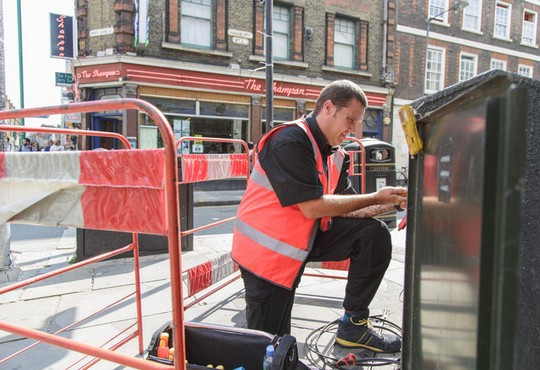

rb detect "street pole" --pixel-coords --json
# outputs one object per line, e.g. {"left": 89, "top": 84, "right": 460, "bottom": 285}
{"left": 264, "top": 0, "right": 273, "bottom": 133}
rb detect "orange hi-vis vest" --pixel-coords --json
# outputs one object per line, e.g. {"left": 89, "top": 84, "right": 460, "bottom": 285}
{"left": 232, "top": 118, "right": 347, "bottom": 289}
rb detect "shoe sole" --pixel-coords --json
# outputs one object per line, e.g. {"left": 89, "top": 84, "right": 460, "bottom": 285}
{"left": 335, "top": 338, "right": 400, "bottom": 354}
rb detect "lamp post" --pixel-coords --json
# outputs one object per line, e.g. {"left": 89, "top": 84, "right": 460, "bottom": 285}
{"left": 422, "top": 0, "right": 469, "bottom": 96}
{"left": 264, "top": 0, "right": 274, "bottom": 133}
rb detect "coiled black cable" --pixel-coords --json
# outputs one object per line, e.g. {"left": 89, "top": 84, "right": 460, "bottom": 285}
{"left": 304, "top": 315, "right": 402, "bottom": 369}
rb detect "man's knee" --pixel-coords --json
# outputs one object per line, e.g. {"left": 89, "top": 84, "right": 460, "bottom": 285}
{"left": 376, "top": 220, "right": 393, "bottom": 262}
{"left": 358, "top": 218, "right": 393, "bottom": 263}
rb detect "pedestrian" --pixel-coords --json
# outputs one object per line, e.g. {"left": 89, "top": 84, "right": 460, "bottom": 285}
{"left": 232, "top": 80, "right": 407, "bottom": 353}
{"left": 50, "top": 139, "right": 64, "bottom": 151}
{"left": 6, "top": 137, "right": 14, "bottom": 152}
{"left": 32, "top": 141, "right": 40, "bottom": 152}
{"left": 18, "top": 138, "right": 32, "bottom": 152}
{"left": 43, "top": 139, "right": 54, "bottom": 152}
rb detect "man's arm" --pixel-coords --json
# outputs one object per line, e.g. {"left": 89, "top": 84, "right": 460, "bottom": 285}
{"left": 297, "top": 186, "right": 407, "bottom": 219}
{"left": 341, "top": 204, "right": 395, "bottom": 218}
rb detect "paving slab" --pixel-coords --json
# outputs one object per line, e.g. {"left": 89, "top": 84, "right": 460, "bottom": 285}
{"left": 0, "top": 296, "right": 60, "bottom": 344}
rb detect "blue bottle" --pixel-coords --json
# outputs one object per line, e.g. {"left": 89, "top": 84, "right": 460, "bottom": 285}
{"left": 263, "top": 344, "right": 274, "bottom": 370}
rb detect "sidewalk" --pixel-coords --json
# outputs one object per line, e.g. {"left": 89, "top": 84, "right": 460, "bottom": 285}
{"left": 0, "top": 222, "right": 406, "bottom": 369}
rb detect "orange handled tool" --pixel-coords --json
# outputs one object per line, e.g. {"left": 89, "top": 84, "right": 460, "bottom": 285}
{"left": 398, "top": 215, "right": 407, "bottom": 231}
{"left": 157, "top": 332, "right": 170, "bottom": 359}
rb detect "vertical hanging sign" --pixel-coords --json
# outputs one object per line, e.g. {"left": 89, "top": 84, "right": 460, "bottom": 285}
{"left": 50, "top": 13, "right": 74, "bottom": 59}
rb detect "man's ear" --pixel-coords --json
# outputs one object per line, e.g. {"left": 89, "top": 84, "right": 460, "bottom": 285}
{"left": 323, "top": 100, "right": 334, "bottom": 115}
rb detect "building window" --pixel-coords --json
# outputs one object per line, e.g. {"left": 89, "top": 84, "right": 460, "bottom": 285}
{"left": 463, "top": 0, "right": 482, "bottom": 32}
{"left": 459, "top": 53, "right": 477, "bottom": 82}
{"left": 255, "top": 3, "right": 303, "bottom": 61}
{"left": 429, "top": 0, "right": 449, "bottom": 23}
{"left": 518, "top": 64, "right": 533, "bottom": 78}
{"left": 325, "top": 14, "right": 368, "bottom": 71}
{"left": 334, "top": 17, "right": 355, "bottom": 69}
{"left": 425, "top": 46, "right": 445, "bottom": 93}
{"left": 181, "top": 0, "right": 212, "bottom": 48}
{"left": 494, "top": 2, "right": 511, "bottom": 39}
{"left": 267, "top": 5, "right": 290, "bottom": 60}
{"left": 522, "top": 11, "right": 538, "bottom": 46}
{"left": 490, "top": 58, "right": 507, "bottom": 71}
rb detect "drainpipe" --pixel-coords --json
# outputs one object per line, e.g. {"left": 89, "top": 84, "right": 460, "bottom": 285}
{"left": 16, "top": 0, "right": 25, "bottom": 136}
{"left": 382, "top": 0, "right": 388, "bottom": 73}
{"left": 381, "top": 0, "right": 394, "bottom": 143}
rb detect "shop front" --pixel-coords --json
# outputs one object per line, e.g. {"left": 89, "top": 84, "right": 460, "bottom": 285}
{"left": 74, "top": 57, "right": 391, "bottom": 152}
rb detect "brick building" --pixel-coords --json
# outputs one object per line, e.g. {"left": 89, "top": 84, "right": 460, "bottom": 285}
{"left": 392, "top": 0, "right": 540, "bottom": 168}
{"left": 74, "top": 0, "right": 395, "bottom": 152}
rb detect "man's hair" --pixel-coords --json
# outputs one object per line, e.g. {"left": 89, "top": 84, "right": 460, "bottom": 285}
{"left": 314, "top": 80, "right": 368, "bottom": 115}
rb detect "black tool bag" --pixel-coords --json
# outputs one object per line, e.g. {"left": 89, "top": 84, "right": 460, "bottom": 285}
{"left": 144, "top": 321, "right": 309, "bottom": 369}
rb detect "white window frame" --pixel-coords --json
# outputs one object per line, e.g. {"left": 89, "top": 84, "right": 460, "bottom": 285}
{"left": 425, "top": 45, "right": 446, "bottom": 94}
{"left": 518, "top": 64, "right": 533, "bottom": 78}
{"left": 459, "top": 52, "right": 478, "bottom": 82}
{"left": 493, "top": 1, "right": 512, "bottom": 40}
{"left": 333, "top": 17, "right": 356, "bottom": 69}
{"left": 265, "top": 5, "right": 290, "bottom": 60}
{"left": 181, "top": 0, "right": 213, "bottom": 49}
{"left": 521, "top": 10, "right": 538, "bottom": 46}
{"left": 462, "top": 0, "right": 483, "bottom": 33}
{"left": 429, "top": 0, "right": 450, "bottom": 24}
{"left": 490, "top": 58, "right": 507, "bottom": 71}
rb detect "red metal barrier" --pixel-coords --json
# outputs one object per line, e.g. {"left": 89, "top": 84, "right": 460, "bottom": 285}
{"left": 176, "top": 136, "right": 249, "bottom": 240}
{"left": 0, "top": 99, "right": 185, "bottom": 369}
{"left": 346, "top": 137, "right": 366, "bottom": 194}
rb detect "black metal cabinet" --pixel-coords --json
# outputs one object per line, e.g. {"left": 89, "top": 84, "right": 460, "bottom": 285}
{"left": 402, "top": 71, "right": 540, "bottom": 370}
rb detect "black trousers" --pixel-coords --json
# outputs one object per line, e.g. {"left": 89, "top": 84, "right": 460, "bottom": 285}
{"left": 240, "top": 217, "right": 392, "bottom": 336}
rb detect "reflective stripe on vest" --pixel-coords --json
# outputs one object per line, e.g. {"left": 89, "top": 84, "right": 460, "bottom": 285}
{"left": 249, "top": 166, "right": 273, "bottom": 191}
{"left": 232, "top": 118, "right": 345, "bottom": 289}
{"left": 235, "top": 218, "right": 309, "bottom": 262}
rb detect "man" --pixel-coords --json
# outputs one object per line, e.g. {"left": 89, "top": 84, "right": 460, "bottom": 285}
{"left": 50, "top": 139, "right": 64, "bottom": 152}
{"left": 232, "top": 80, "right": 407, "bottom": 353}
{"left": 43, "top": 139, "right": 54, "bottom": 152}
{"left": 18, "top": 138, "right": 33, "bottom": 152}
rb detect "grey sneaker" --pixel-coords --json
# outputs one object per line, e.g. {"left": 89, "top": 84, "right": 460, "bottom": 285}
{"left": 335, "top": 311, "right": 401, "bottom": 353}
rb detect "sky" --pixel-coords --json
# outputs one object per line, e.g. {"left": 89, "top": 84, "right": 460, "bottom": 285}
{"left": 3, "top": 0, "right": 75, "bottom": 127}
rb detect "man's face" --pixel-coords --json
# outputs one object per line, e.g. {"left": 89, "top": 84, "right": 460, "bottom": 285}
{"left": 322, "top": 99, "right": 365, "bottom": 147}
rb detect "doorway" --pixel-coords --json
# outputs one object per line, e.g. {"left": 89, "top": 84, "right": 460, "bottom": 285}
{"left": 91, "top": 116, "right": 120, "bottom": 149}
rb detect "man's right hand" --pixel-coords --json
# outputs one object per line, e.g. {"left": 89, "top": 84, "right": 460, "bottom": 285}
{"left": 376, "top": 186, "right": 408, "bottom": 209}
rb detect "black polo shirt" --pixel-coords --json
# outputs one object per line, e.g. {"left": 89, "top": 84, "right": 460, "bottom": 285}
{"left": 258, "top": 112, "right": 354, "bottom": 207}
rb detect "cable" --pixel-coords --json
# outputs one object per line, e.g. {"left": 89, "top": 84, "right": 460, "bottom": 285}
{"left": 304, "top": 315, "right": 402, "bottom": 368}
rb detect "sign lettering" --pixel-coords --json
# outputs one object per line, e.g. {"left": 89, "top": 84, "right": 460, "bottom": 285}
{"left": 244, "top": 79, "right": 306, "bottom": 97}
{"left": 89, "top": 27, "right": 114, "bottom": 37}
{"left": 228, "top": 29, "right": 253, "bottom": 39}
{"left": 50, "top": 13, "right": 73, "bottom": 59}
{"left": 55, "top": 72, "right": 73, "bottom": 86}
{"left": 232, "top": 37, "right": 249, "bottom": 45}
{"left": 76, "top": 69, "right": 121, "bottom": 80}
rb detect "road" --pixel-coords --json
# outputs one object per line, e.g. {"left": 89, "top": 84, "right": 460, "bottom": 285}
{"left": 193, "top": 205, "right": 238, "bottom": 235}
{"left": 9, "top": 223, "right": 68, "bottom": 241}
